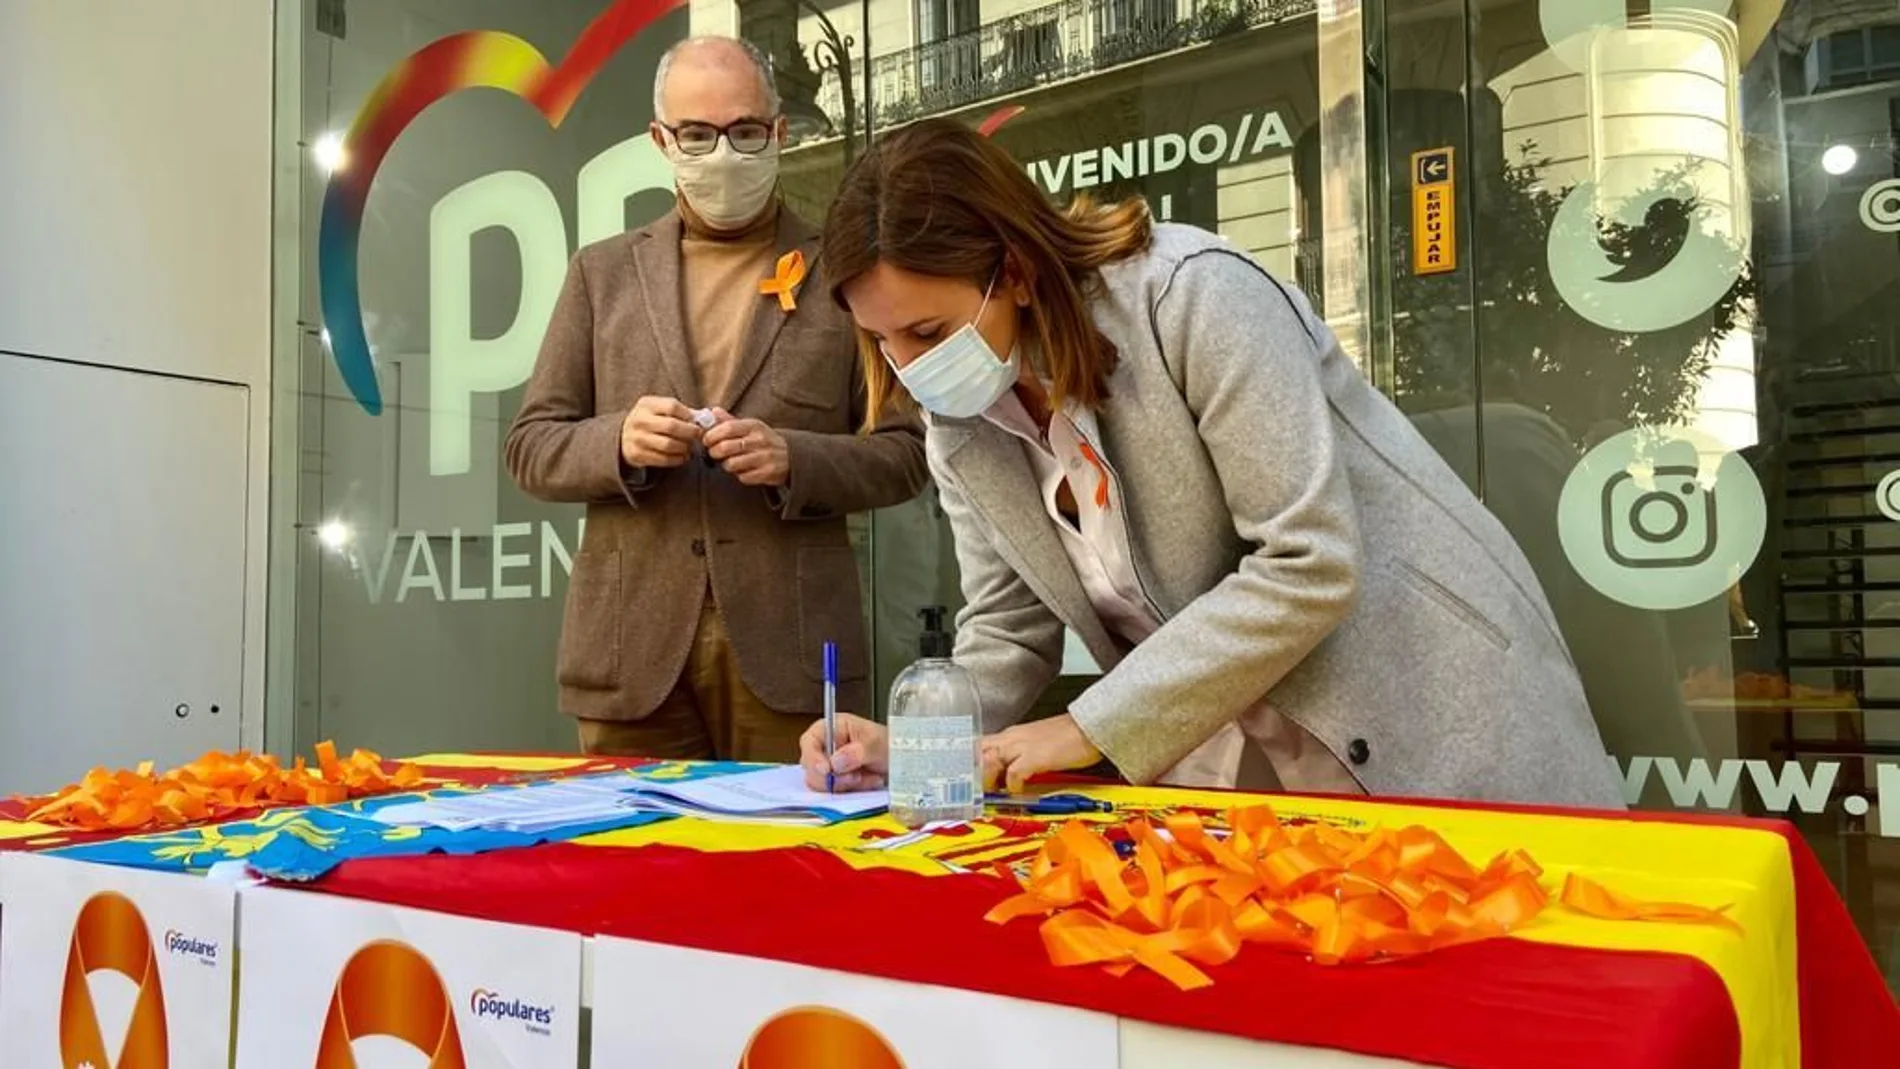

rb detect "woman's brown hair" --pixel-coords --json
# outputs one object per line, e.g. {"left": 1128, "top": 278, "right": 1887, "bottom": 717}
{"left": 821, "top": 117, "right": 1154, "bottom": 427}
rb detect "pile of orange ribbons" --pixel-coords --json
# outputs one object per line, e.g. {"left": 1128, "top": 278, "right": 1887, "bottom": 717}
{"left": 20, "top": 742, "right": 423, "bottom": 832}
{"left": 984, "top": 806, "right": 1739, "bottom": 991}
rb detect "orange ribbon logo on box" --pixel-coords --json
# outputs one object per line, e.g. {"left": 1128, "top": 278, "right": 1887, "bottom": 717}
{"left": 739, "top": 1006, "right": 904, "bottom": 1069}
{"left": 59, "top": 891, "right": 169, "bottom": 1069}
{"left": 759, "top": 250, "right": 807, "bottom": 312}
{"left": 314, "top": 941, "right": 466, "bottom": 1069}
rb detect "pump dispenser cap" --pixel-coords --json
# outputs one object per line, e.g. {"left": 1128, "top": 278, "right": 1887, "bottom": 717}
{"left": 918, "top": 605, "right": 953, "bottom": 658}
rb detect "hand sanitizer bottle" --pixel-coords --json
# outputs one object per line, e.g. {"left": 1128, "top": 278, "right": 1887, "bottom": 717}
{"left": 886, "top": 606, "right": 983, "bottom": 829}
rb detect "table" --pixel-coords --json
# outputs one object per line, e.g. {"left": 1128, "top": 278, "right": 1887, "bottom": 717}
{"left": 1, "top": 753, "right": 1894, "bottom": 1068}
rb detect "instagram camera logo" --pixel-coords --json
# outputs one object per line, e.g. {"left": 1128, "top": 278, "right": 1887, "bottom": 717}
{"left": 1558, "top": 427, "right": 1766, "bottom": 613}
{"left": 1600, "top": 465, "right": 1717, "bottom": 569}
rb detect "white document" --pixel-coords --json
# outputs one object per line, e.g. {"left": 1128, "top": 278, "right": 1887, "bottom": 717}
{"left": 591, "top": 937, "right": 1119, "bottom": 1067}
{"left": 372, "top": 765, "right": 887, "bottom": 832}
{"left": 234, "top": 885, "right": 581, "bottom": 1069}
{"left": 372, "top": 777, "right": 648, "bottom": 834}
{"left": 0, "top": 852, "right": 236, "bottom": 1069}
{"left": 625, "top": 764, "right": 889, "bottom": 825}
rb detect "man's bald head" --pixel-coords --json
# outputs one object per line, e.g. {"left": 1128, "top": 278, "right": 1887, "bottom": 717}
{"left": 652, "top": 36, "right": 781, "bottom": 127}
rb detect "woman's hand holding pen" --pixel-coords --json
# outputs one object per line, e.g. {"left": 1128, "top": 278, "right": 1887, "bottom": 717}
{"left": 799, "top": 713, "right": 888, "bottom": 792}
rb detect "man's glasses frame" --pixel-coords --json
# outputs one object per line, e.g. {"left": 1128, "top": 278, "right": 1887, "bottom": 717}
{"left": 659, "top": 118, "right": 778, "bottom": 157}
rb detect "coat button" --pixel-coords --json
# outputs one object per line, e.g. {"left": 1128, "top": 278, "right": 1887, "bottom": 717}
{"left": 690, "top": 539, "right": 706, "bottom": 557}
{"left": 1347, "top": 738, "right": 1370, "bottom": 765}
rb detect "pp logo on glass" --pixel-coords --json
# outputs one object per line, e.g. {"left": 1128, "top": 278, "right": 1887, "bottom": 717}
{"left": 1876, "top": 470, "right": 1900, "bottom": 522}
{"left": 1557, "top": 427, "right": 1766, "bottom": 611}
{"left": 1861, "top": 179, "right": 1900, "bottom": 233}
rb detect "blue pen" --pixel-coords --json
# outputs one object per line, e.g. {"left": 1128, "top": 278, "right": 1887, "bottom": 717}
{"left": 822, "top": 641, "right": 839, "bottom": 793}
{"left": 984, "top": 792, "right": 1114, "bottom": 816}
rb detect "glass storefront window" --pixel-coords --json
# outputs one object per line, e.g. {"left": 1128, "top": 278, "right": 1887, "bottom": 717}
{"left": 1374, "top": 0, "right": 1897, "bottom": 985}
{"left": 272, "top": 0, "right": 1898, "bottom": 986}
{"left": 775, "top": 0, "right": 1336, "bottom": 709}
{"left": 274, "top": 0, "right": 695, "bottom": 757}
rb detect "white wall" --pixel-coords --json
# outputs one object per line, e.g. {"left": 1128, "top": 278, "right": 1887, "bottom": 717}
{"left": 0, "top": 0, "right": 274, "bottom": 752}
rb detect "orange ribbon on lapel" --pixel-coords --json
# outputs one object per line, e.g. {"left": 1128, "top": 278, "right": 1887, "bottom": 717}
{"left": 1076, "top": 440, "right": 1112, "bottom": 509}
{"left": 60, "top": 891, "right": 169, "bottom": 1069}
{"left": 314, "top": 941, "right": 465, "bottom": 1069}
{"left": 740, "top": 1006, "right": 904, "bottom": 1069}
{"left": 759, "top": 250, "right": 806, "bottom": 312}
{"left": 985, "top": 806, "right": 1741, "bottom": 990}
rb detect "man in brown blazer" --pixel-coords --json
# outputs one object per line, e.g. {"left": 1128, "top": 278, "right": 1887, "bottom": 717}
{"left": 506, "top": 36, "right": 927, "bottom": 761}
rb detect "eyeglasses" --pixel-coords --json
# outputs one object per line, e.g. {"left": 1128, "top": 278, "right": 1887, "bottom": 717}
{"left": 660, "top": 119, "right": 777, "bottom": 157}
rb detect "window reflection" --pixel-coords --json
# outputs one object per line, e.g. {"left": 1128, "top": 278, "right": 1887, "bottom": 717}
{"left": 275, "top": 0, "right": 1900, "bottom": 986}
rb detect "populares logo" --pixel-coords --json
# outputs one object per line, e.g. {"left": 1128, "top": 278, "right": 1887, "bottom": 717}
{"left": 469, "top": 988, "right": 556, "bottom": 1033}
{"left": 161, "top": 928, "right": 218, "bottom": 965}
{"left": 60, "top": 892, "right": 169, "bottom": 1069}
{"left": 318, "top": 0, "right": 681, "bottom": 418}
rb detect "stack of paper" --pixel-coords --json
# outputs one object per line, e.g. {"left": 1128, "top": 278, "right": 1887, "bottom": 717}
{"left": 370, "top": 766, "right": 886, "bottom": 833}
{"left": 623, "top": 765, "right": 888, "bottom": 826}
{"left": 371, "top": 778, "right": 647, "bottom": 835}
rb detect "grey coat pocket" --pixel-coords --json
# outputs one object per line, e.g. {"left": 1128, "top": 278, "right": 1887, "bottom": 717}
{"left": 1394, "top": 559, "right": 1512, "bottom": 652}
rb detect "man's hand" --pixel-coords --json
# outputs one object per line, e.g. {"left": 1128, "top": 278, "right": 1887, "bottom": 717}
{"left": 800, "top": 713, "right": 888, "bottom": 792}
{"left": 703, "top": 410, "right": 791, "bottom": 487}
{"left": 981, "top": 714, "right": 1104, "bottom": 794}
{"left": 621, "top": 396, "right": 701, "bottom": 469}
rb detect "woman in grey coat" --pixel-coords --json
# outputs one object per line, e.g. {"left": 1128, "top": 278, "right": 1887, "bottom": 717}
{"left": 797, "top": 118, "right": 1624, "bottom": 809}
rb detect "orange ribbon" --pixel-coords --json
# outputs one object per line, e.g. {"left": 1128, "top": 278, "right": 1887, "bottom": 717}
{"left": 1560, "top": 872, "right": 1744, "bottom": 933}
{"left": 740, "top": 1006, "right": 905, "bottom": 1069}
{"left": 1075, "top": 441, "right": 1111, "bottom": 509}
{"left": 60, "top": 891, "right": 168, "bottom": 1069}
{"left": 759, "top": 250, "right": 806, "bottom": 312}
{"left": 315, "top": 941, "right": 465, "bottom": 1069}
{"left": 21, "top": 742, "right": 423, "bottom": 832}
{"left": 985, "top": 806, "right": 1741, "bottom": 990}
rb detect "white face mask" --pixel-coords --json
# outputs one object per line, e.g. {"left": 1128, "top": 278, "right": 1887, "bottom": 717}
{"left": 891, "top": 276, "right": 1019, "bottom": 419}
{"left": 668, "top": 139, "right": 780, "bottom": 229}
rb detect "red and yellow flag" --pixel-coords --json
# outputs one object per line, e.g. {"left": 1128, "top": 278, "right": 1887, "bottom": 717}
{"left": 581, "top": 783, "right": 1800, "bottom": 1068}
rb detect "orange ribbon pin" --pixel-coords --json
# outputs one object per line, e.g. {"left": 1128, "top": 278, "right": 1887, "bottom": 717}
{"left": 740, "top": 1006, "right": 904, "bottom": 1069}
{"left": 759, "top": 250, "right": 807, "bottom": 312}
{"left": 60, "top": 891, "right": 169, "bottom": 1069}
{"left": 1075, "top": 440, "right": 1112, "bottom": 509}
{"left": 314, "top": 941, "right": 465, "bottom": 1069}
{"left": 986, "top": 806, "right": 1741, "bottom": 990}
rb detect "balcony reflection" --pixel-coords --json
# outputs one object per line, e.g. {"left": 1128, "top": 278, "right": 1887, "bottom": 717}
{"left": 865, "top": 0, "right": 1315, "bottom": 125}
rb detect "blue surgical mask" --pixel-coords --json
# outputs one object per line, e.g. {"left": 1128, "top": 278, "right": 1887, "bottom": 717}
{"left": 890, "top": 275, "right": 1019, "bottom": 419}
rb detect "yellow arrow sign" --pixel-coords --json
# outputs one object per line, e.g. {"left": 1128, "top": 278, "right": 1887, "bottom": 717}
{"left": 1411, "top": 147, "right": 1457, "bottom": 276}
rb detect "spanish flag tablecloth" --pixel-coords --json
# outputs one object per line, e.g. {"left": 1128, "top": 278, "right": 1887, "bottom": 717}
{"left": 3, "top": 753, "right": 1894, "bottom": 1069}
